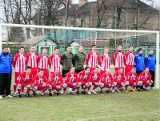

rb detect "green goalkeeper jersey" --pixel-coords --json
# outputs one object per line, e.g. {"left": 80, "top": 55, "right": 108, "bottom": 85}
{"left": 62, "top": 51, "right": 73, "bottom": 71}
{"left": 73, "top": 51, "right": 85, "bottom": 70}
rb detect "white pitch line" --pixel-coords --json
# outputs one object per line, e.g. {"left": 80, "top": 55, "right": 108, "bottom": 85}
{"left": 76, "top": 110, "right": 160, "bottom": 121}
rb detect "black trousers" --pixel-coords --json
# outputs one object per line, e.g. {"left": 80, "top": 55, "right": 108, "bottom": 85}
{"left": 149, "top": 71, "right": 155, "bottom": 87}
{"left": 136, "top": 71, "right": 143, "bottom": 76}
{"left": 62, "top": 70, "right": 70, "bottom": 77}
{"left": 0, "top": 73, "right": 11, "bottom": 96}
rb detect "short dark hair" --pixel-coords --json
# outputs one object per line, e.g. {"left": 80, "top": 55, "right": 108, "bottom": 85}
{"left": 2, "top": 46, "right": 9, "bottom": 49}
{"left": 26, "top": 66, "right": 31, "bottom": 70}
{"left": 92, "top": 45, "right": 96, "bottom": 47}
{"left": 19, "top": 46, "right": 24, "bottom": 49}
{"left": 38, "top": 69, "right": 44, "bottom": 72}
{"left": 67, "top": 45, "right": 71, "bottom": 48}
{"left": 54, "top": 47, "right": 59, "bottom": 50}
{"left": 94, "top": 66, "right": 99, "bottom": 70}
{"left": 128, "top": 45, "right": 133, "bottom": 48}
{"left": 84, "top": 66, "right": 90, "bottom": 70}
{"left": 138, "top": 48, "right": 143, "bottom": 52}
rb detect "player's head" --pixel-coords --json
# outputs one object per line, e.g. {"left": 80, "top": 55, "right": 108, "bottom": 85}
{"left": 118, "top": 67, "right": 123, "bottom": 74}
{"left": 94, "top": 66, "right": 99, "bottom": 73}
{"left": 79, "top": 45, "right": 83, "bottom": 52}
{"left": 128, "top": 46, "right": 133, "bottom": 52}
{"left": 70, "top": 66, "right": 75, "bottom": 73}
{"left": 84, "top": 66, "right": 90, "bottom": 74}
{"left": 19, "top": 46, "right": 24, "bottom": 54}
{"left": 2, "top": 46, "right": 8, "bottom": 53}
{"left": 138, "top": 48, "right": 143, "bottom": 54}
{"left": 67, "top": 45, "right": 72, "bottom": 53}
{"left": 131, "top": 67, "right": 136, "bottom": 73}
{"left": 38, "top": 69, "right": 44, "bottom": 77}
{"left": 54, "top": 68, "right": 59, "bottom": 74}
{"left": 30, "top": 46, "right": 35, "bottom": 53}
{"left": 26, "top": 66, "right": 31, "bottom": 74}
{"left": 149, "top": 49, "right": 154, "bottom": 55}
{"left": 54, "top": 47, "right": 59, "bottom": 54}
{"left": 42, "top": 48, "right": 47, "bottom": 55}
{"left": 104, "top": 47, "right": 109, "bottom": 54}
{"left": 92, "top": 45, "right": 96, "bottom": 52}
{"left": 144, "top": 67, "right": 149, "bottom": 73}
{"left": 106, "top": 69, "right": 111, "bottom": 75}
{"left": 117, "top": 45, "right": 122, "bottom": 51}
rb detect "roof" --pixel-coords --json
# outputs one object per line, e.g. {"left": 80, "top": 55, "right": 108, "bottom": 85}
{"left": 59, "top": 0, "right": 157, "bottom": 16}
{"left": 21, "top": 35, "right": 58, "bottom": 45}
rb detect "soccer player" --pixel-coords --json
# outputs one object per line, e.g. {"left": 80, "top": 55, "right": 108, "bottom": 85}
{"left": 37, "top": 48, "right": 49, "bottom": 79}
{"left": 86, "top": 45, "right": 100, "bottom": 72}
{"left": 17, "top": 66, "right": 33, "bottom": 97}
{"left": 100, "top": 69, "right": 115, "bottom": 93}
{"left": 138, "top": 68, "right": 153, "bottom": 90}
{"left": 145, "top": 50, "right": 156, "bottom": 88}
{"left": 13, "top": 47, "right": 26, "bottom": 96}
{"left": 113, "top": 45, "right": 125, "bottom": 73}
{"left": 134, "top": 48, "right": 145, "bottom": 76}
{"left": 125, "top": 67, "right": 138, "bottom": 92}
{"left": 62, "top": 45, "right": 73, "bottom": 77}
{"left": 100, "top": 47, "right": 112, "bottom": 74}
{"left": 25, "top": 46, "right": 38, "bottom": 77}
{"left": 78, "top": 66, "right": 92, "bottom": 94}
{"left": 47, "top": 68, "right": 64, "bottom": 96}
{"left": 113, "top": 67, "right": 126, "bottom": 92}
{"left": 125, "top": 46, "right": 135, "bottom": 75}
{"left": 49, "top": 47, "right": 62, "bottom": 75}
{"left": 73, "top": 46, "right": 85, "bottom": 74}
{"left": 90, "top": 66, "right": 101, "bottom": 94}
{"left": 64, "top": 67, "right": 81, "bottom": 95}
{"left": 33, "top": 69, "right": 48, "bottom": 96}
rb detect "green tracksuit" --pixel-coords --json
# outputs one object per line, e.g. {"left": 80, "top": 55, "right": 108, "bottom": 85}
{"left": 73, "top": 51, "right": 85, "bottom": 71}
{"left": 62, "top": 51, "right": 73, "bottom": 71}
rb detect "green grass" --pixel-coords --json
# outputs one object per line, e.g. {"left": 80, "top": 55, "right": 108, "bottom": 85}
{"left": 0, "top": 90, "right": 159, "bottom": 121}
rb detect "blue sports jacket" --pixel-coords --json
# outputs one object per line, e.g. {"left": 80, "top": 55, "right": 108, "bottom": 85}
{"left": 134, "top": 53, "right": 145, "bottom": 71}
{"left": 0, "top": 52, "right": 11, "bottom": 73}
{"left": 145, "top": 54, "right": 156, "bottom": 71}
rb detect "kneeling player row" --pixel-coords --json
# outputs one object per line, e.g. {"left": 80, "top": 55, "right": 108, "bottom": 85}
{"left": 14, "top": 66, "right": 153, "bottom": 97}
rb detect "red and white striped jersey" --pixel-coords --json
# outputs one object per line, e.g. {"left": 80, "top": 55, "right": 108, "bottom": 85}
{"left": 25, "top": 52, "right": 38, "bottom": 68}
{"left": 37, "top": 55, "right": 49, "bottom": 69}
{"left": 13, "top": 54, "right": 26, "bottom": 73}
{"left": 139, "top": 71, "right": 152, "bottom": 81}
{"left": 86, "top": 51, "right": 100, "bottom": 68}
{"left": 113, "top": 51, "right": 125, "bottom": 68}
{"left": 125, "top": 52, "right": 135, "bottom": 66}
{"left": 49, "top": 54, "right": 62, "bottom": 72}
{"left": 100, "top": 54, "right": 112, "bottom": 70}
{"left": 101, "top": 73, "right": 113, "bottom": 83}
{"left": 126, "top": 72, "right": 138, "bottom": 82}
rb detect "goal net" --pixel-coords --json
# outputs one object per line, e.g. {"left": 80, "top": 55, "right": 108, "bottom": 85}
{"left": 0, "top": 23, "right": 159, "bottom": 89}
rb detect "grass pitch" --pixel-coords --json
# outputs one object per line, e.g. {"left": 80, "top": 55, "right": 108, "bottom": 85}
{"left": 0, "top": 90, "right": 159, "bottom": 121}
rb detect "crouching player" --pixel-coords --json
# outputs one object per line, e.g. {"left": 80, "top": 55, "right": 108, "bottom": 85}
{"left": 17, "top": 66, "right": 34, "bottom": 97}
{"left": 33, "top": 69, "right": 48, "bottom": 96}
{"left": 100, "top": 69, "right": 116, "bottom": 93}
{"left": 90, "top": 66, "right": 101, "bottom": 94}
{"left": 113, "top": 67, "right": 126, "bottom": 92}
{"left": 138, "top": 68, "right": 153, "bottom": 90}
{"left": 79, "top": 66, "right": 92, "bottom": 94}
{"left": 64, "top": 67, "right": 81, "bottom": 95}
{"left": 48, "top": 68, "right": 66, "bottom": 96}
{"left": 125, "top": 67, "right": 138, "bottom": 92}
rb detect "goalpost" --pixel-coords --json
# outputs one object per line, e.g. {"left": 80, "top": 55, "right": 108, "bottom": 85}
{"left": 0, "top": 23, "right": 159, "bottom": 89}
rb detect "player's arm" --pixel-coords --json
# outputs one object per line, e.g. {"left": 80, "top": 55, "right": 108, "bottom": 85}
{"left": 72, "top": 54, "right": 77, "bottom": 67}
{"left": 86, "top": 53, "right": 90, "bottom": 66}
{"left": 13, "top": 54, "right": 17, "bottom": 68}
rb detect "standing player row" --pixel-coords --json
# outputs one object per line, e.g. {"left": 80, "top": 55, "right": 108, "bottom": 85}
{"left": 13, "top": 44, "right": 156, "bottom": 96}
